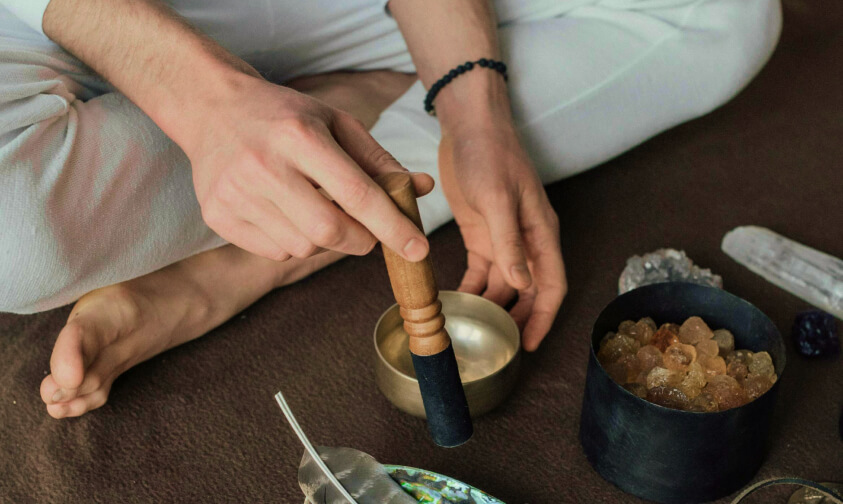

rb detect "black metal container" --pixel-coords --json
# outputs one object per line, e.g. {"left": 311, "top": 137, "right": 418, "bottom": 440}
{"left": 579, "top": 283, "right": 786, "bottom": 504}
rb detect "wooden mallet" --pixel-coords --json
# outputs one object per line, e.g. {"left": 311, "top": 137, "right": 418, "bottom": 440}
{"left": 376, "top": 172, "right": 473, "bottom": 447}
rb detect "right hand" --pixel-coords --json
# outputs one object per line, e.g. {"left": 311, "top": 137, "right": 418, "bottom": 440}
{"left": 184, "top": 74, "right": 433, "bottom": 262}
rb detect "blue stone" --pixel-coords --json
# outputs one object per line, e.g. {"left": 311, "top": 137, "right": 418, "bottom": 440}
{"left": 792, "top": 310, "right": 840, "bottom": 357}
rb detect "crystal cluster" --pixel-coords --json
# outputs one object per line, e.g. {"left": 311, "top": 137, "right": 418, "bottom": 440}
{"left": 792, "top": 310, "right": 840, "bottom": 357}
{"left": 598, "top": 316, "right": 778, "bottom": 411}
{"left": 618, "top": 249, "right": 723, "bottom": 294}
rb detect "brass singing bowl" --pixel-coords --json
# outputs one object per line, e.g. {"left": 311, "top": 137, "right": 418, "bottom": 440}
{"left": 374, "top": 290, "right": 521, "bottom": 418}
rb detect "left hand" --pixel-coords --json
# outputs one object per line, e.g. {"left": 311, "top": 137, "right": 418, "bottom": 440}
{"left": 439, "top": 123, "right": 567, "bottom": 351}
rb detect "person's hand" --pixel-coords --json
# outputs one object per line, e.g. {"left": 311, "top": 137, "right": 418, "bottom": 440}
{"left": 439, "top": 124, "right": 567, "bottom": 351}
{"left": 184, "top": 75, "right": 434, "bottom": 262}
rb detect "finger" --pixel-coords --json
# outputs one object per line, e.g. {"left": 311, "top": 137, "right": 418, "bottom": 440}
{"left": 410, "top": 172, "right": 435, "bottom": 197}
{"left": 247, "top": 205, "right": 323, "bottom": 259}
{"left": 458, "top": 251, "right": 490, "bottom": 295}
{"left": 251, "top": 163, "right": 378, "bottom": 256}
{"left": 482, "top": 264, "right": 518, "bottom": 307}
{"left": 212, "top": 217, "right": 291, "bottom": 262}
{"left": 323, "top": 114, "right": 429, "bottom": 261}
{"left": 318, "top": 172, "right": 433, "bottom": 200}
{"left": 331, "top": 113, "right": 408, "bottom": 179}
{"left": 481, "top": 195, "right": 532, "bottom": 291}
{"left": 521, "top": 239, "right": 567, "bottom": 352}
{"left": 234, "top": 189, "right": 312, "bottom": 256}
{"left": 239, "top": 191, "right": 336, "bottom": 259}
{"left": 334, "top": 120, "right": 434, "bottom": 197}
{"left": 522, "top": 287, "right": 564, "bottom": 351}
{"left": 509, "top": 284, "right": 537, "bottom": 330}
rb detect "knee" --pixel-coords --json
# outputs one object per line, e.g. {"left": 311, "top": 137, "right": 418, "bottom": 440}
{"left": 688, "top": 0, "right": 783, "bottom": 115}
{"left": 724, "top": 0, "right": 782, "bottom": 84}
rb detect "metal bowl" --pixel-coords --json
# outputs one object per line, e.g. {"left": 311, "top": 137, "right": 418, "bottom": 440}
{"left": 374, "top": 290, "right": 520, "bottom": 418}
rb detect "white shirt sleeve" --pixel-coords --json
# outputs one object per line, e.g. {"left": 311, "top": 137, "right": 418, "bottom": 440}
{"left": 1, "top": 0, "right": 53, "bottom": 35}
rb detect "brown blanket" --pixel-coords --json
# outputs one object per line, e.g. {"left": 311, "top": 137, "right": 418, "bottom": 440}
{"left": 1, "top": 1, "right": 841, "bottom": 502}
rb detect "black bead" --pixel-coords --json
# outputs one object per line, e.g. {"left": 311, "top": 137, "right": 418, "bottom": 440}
{"left": 424, "top": 59, "right": 508, "bottom": 113}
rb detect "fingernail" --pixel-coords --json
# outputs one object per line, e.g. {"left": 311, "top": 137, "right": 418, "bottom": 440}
{"left": 511, "top": 264, "right": 532, "bottom": 286}
{"left": 51, "top": 390, "right": 64, "bottom": 402}
{"left": 403, "top": 238, "right": 427, "bottom": 261}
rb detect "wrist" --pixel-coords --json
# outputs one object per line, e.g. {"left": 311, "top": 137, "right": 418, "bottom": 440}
{"left": 153, "top": 51, "right": 262, "bottom": 157}
{"left": 432, "top": 68, "right": 514, "bottom": 136}
{"left": 44, "top": 0, "right": 261, "bottom": 158}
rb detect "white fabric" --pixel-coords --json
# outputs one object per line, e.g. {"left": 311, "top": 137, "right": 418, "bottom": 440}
{"left": 1, "top": 0, "right": 50, "bottom": 34}
{"left": 0, "top": 0, "right": 782, "bottom": 313}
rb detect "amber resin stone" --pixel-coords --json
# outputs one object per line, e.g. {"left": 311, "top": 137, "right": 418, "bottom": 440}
{"left": 713, "top": 329, "right": 735, "bottom": 355}
{"left": 664, "top": 342, "right": 697, "bottom": 371}
{"left": 679, "top": 316, "right": 714, "bottom": 345}
{"left": 601, "top": 315, "right": 778, "bottom": 412}
{"left": 647, "top": 386, "right": 690, "bottom": 410}
{"left": 651, "top": 325, "right": 680, "bottom": 352}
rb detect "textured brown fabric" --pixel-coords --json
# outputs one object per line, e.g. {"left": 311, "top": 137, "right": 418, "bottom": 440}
{"left": 1, "top": 2, "right": 842, "bottom": 502}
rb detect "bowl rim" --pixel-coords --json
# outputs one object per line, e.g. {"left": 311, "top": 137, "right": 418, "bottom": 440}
{"left": 590, "top": 282, "right": 786, "bottom": 415}
{"left": 374, "top": 290, "right": 521, "bottom": 387}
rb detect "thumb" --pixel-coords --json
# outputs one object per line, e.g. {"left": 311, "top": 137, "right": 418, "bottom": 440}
{"left": 333, "top": 112, "right": 434, "bottom": 197}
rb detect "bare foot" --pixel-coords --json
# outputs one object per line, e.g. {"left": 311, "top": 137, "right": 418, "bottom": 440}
{"left": 40, "top": 70, "right": 416, "bottom": 418}
{"left": 40, "top": 247, "right": 343, "bottom": 418}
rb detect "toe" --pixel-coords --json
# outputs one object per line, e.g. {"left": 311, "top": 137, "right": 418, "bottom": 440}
{"left": 40, "top": 374, "right": 78, "bottom": 405}
{"left": 50, "top": 321, "right": 95, "bottom": 391}
{"left": 46, "top": 387, "right": 111, "bottom": 419}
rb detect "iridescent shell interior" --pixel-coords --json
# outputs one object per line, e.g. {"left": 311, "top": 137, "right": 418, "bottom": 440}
{"left": 384, "top": 465, "right": 504, "bottom": 504}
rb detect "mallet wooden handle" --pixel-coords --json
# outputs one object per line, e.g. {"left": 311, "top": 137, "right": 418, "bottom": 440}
{"left": 376, "top": 172, "right": 450, "bottom": 356}
{"left": 376, "top": 172, "right": 473, "bottom": 447}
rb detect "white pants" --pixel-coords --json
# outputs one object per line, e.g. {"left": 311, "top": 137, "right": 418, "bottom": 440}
{"left": 0, "top": 0, "right": 781, "bottom": 314}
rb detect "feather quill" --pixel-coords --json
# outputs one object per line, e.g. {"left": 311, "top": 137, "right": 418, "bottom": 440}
{"left": 275, "top": 391, "right": 415, "bottom": 504}
{"left": 299, "top": 447, "right": 417, "bottom": 504}
{"left": 275, "top": 391, "right": 358, "bottom": 503}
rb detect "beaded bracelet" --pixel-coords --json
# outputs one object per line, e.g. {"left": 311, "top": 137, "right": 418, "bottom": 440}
{"left": 424, "top": 58, "right": 508, "bottom": 116}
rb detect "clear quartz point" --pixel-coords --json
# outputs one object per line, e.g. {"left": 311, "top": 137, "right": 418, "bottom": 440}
{"left": 722, "top": 226, "right": 843, "bottom": 319}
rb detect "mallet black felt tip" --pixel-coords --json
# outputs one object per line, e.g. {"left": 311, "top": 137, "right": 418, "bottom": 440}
{"left": 412, "top": 346, "right": 473, "bottom": 447}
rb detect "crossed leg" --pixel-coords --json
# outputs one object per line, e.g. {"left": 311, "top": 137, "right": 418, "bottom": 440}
{"left": 39, "top": 70, "right": 415, "bottom": 419}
